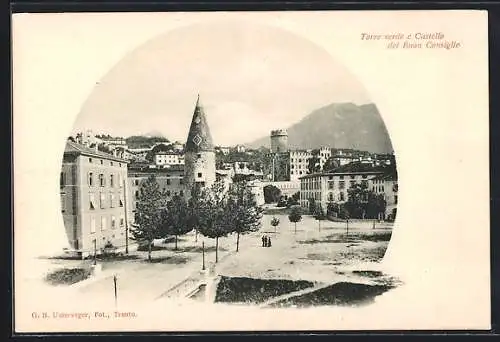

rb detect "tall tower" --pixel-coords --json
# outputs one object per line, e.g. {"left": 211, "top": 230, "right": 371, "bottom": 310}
{"left": 270, "top": 129, "right": 289, "bottom": 153}
{"left": 184, "top": 95, "right": 216, "bottom": 193}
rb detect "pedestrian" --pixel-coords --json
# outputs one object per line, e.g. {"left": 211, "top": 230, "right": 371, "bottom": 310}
{"left": 261, "top": 235, "right": 266, "bottom": 247}
{"left": 268, "top": 237, "right": 272, "bottom": 247}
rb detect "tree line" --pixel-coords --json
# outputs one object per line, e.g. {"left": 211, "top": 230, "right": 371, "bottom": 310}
{"left": 131, "top": 175, "right": 264, "bottom": 262}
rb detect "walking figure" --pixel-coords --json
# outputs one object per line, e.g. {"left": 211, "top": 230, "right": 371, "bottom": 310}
{"left": 261, "top": 235, "right": 266, "bottom": 247}
{"left": 267, "top": 237, "right": 272, "bottom": 247}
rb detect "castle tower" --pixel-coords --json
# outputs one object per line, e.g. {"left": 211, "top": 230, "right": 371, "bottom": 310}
{"left": 270, "top": 129, "right": 288, "bottom": 153}
{"left": 184, "top": 95, "right": 216, "bottom": 193}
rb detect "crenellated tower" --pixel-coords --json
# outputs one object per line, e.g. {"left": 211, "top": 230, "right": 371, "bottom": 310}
{"left": 270, "top": 129, "right": 289, "bottom": 153}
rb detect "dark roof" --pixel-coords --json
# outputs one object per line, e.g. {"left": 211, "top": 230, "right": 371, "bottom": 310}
{"left": 65, "top": 141, "right": 129, "bottom": 163}
{"left": 330, "top": 162, "right": 389, "bottom": 174}
{"left": 372, "top": 170, "right": 398, "bottom": 181}
{"left": 299, "top": 162, "right": 392, "bottom": 180}
{"left": 128, "top": 164, "right": 184, "bottom": 172}
{"left": 185, "top": 95, "right": 214, "bottom": 153}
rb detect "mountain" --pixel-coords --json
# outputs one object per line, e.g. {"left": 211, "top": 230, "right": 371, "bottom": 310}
{"left": 125, "top": 135, "right": 169, "bottom": 149}
{"left": 246, "top": 102, "right": 393, "bottom": 154}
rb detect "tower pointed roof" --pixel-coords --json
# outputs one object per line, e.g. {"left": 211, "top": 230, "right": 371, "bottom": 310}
{"left": 185, "top": 95, "right": 214, "bottom": 152}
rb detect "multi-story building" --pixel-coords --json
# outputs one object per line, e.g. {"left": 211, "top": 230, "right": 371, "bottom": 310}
{"left": 215, "top": 146, "right": 231, "bottom": 155}
{"left": 172, "top": 142, "right": 185, "bottom": 152}
{"left": 99, "top": 136, "right": 128, "bottom": 151}
{"left": 299, "top": 163, "right": 389, "bottom": 210}
{"left": 318, "top": 146, "right": 332, "bottom": 170}
{"left": 60, "top": 141, "right": 130, "bottom": 258}
{"left": 234, "top": 145, "right": 246, "bottom": 153}
{"left": 371, "top": 169, "right": 398, "bottom": 218}
{"left": 127, "top": 165, "right": 185, "bottom": 216}
{"left": 289, "top": 150, "right": 312, "bottom": 180}
{"left": 153, "top": 151, "right": 185, "bottom": 167}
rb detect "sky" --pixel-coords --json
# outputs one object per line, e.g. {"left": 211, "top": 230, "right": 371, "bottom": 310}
{"left": 72, "top": 21, "right": 372, "bottom": 146}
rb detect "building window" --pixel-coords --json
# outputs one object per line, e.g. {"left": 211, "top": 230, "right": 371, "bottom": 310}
{"left": 339, "top": 181, "right": 345, "bottom": 189}
{"left": 100, "top": 192, "right": 106, "bottom": 209}
{"left": 134, "top": 179, "right": 139, "bottom": 186}
{"left": 119, "top": 193, "right": 124, "bottom": 207}
{"left": 197, "top": 154, "right": 202, "bottom": 158}
{"left": 362, "top": 175, "right": 368, "bottom": 179}
{"left": 340, "top": 192, "right": 345, "bottom": 201}
{"left": 101, "top": 216, "right": 106, "bottom": 231}
{"left": 89, "top": 193, "right": 96, "bottom": 210}
{"left": 135, "top": 190, "right": 139, "bottom": 199}
{"left": 60, "top": 172, "right": 65, "bottom": 187}
{"left": 99, "top": 174, "right": 105, "bottom": 187}
{"left": 180, "top": 179, "right": 184, "bottom": 185}
{"left": 100, "top": 160, "right": 103, "bottom": 165}
{"left": 88, "top": 172, "right": 94, "bottom": 186}
{"left": 340, "top": 175, "right": 344, "bottom": 180}
{"left": 111, "top": 216, "right": 116, "bottom": 229}
{"left": 350, "top": 175, "right": 356, "bottom": 179}
{"left": 90, "top": 216, "right": 96, "bottom": 234}
{"left": 89, "top": 158, "right": 93, "bottom": 163}
{"left": 110, "top": 174, "right": 114, "bottom": 187}
{"left": 328, "top": 193, "right": 334, "bottom": 201}
{"left": 166, "top": 179, "right": 171, "bottom": 185}
{"left": 109, "top": 193, "right": 115, "bottom": 208}
{"left": 349, "top": 180, "right": 356, "bottom": 187}
{"left": 111, "top": 162, "right": 114, "bottom": 166}
{"left": 180, "top": 190, "right": 184, "bottom": 196}
{"left": 120, "top": 216, "right": 125, "bottom": 227}
{"left": 395, "top": 195, "right": 398, "bottom": 204}
{"left": 198, "top": 173, "right": 202, "bottom": 178}
{"left": 361, "top": 180, "right": 368, "bottom": 187}
{"left": 166, "top": 190, "right": 171, "bottom": 196}
{"left": 328, "top": 181, "right": 334, "bottom": 190}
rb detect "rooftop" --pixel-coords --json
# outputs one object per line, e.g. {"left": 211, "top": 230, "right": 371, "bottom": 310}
{"left": 128, "top": 163, "right": 184, "bottom": 172}
{"left": 64, "top": 141, "right": 129, "bottom": 163}
{"left": 185, "top": 95, "right": 214, "bottom": 153}
{"left": 372, "top": 169, "right": 398, "bottom": 181}
{"left": 299, "top": 162, "right": 394, "bottom": 179}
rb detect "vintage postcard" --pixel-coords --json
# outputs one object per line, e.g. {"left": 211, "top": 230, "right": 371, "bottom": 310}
{"left": 12, "top": 10, "right": 490, "bottom": 332}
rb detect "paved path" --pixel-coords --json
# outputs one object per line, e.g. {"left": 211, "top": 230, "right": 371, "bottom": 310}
{"left": 36, "top": 209, "right": 392, "bottom": 309}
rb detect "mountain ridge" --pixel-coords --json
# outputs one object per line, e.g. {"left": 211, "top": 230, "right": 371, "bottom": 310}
{"left": 245, "top": 102, "right": 393, "bottom": 154}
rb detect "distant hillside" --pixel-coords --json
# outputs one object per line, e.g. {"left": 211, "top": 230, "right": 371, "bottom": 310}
{"left": 246, "top": 103, "right": 393, "bottom": 154}
{"left": 126, "top": 135, "right": 169, "bottom": 149}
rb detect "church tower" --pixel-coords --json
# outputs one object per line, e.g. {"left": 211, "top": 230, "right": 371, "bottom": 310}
{"left": 184, "top": 95, "right": 216, "bottom": 193}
